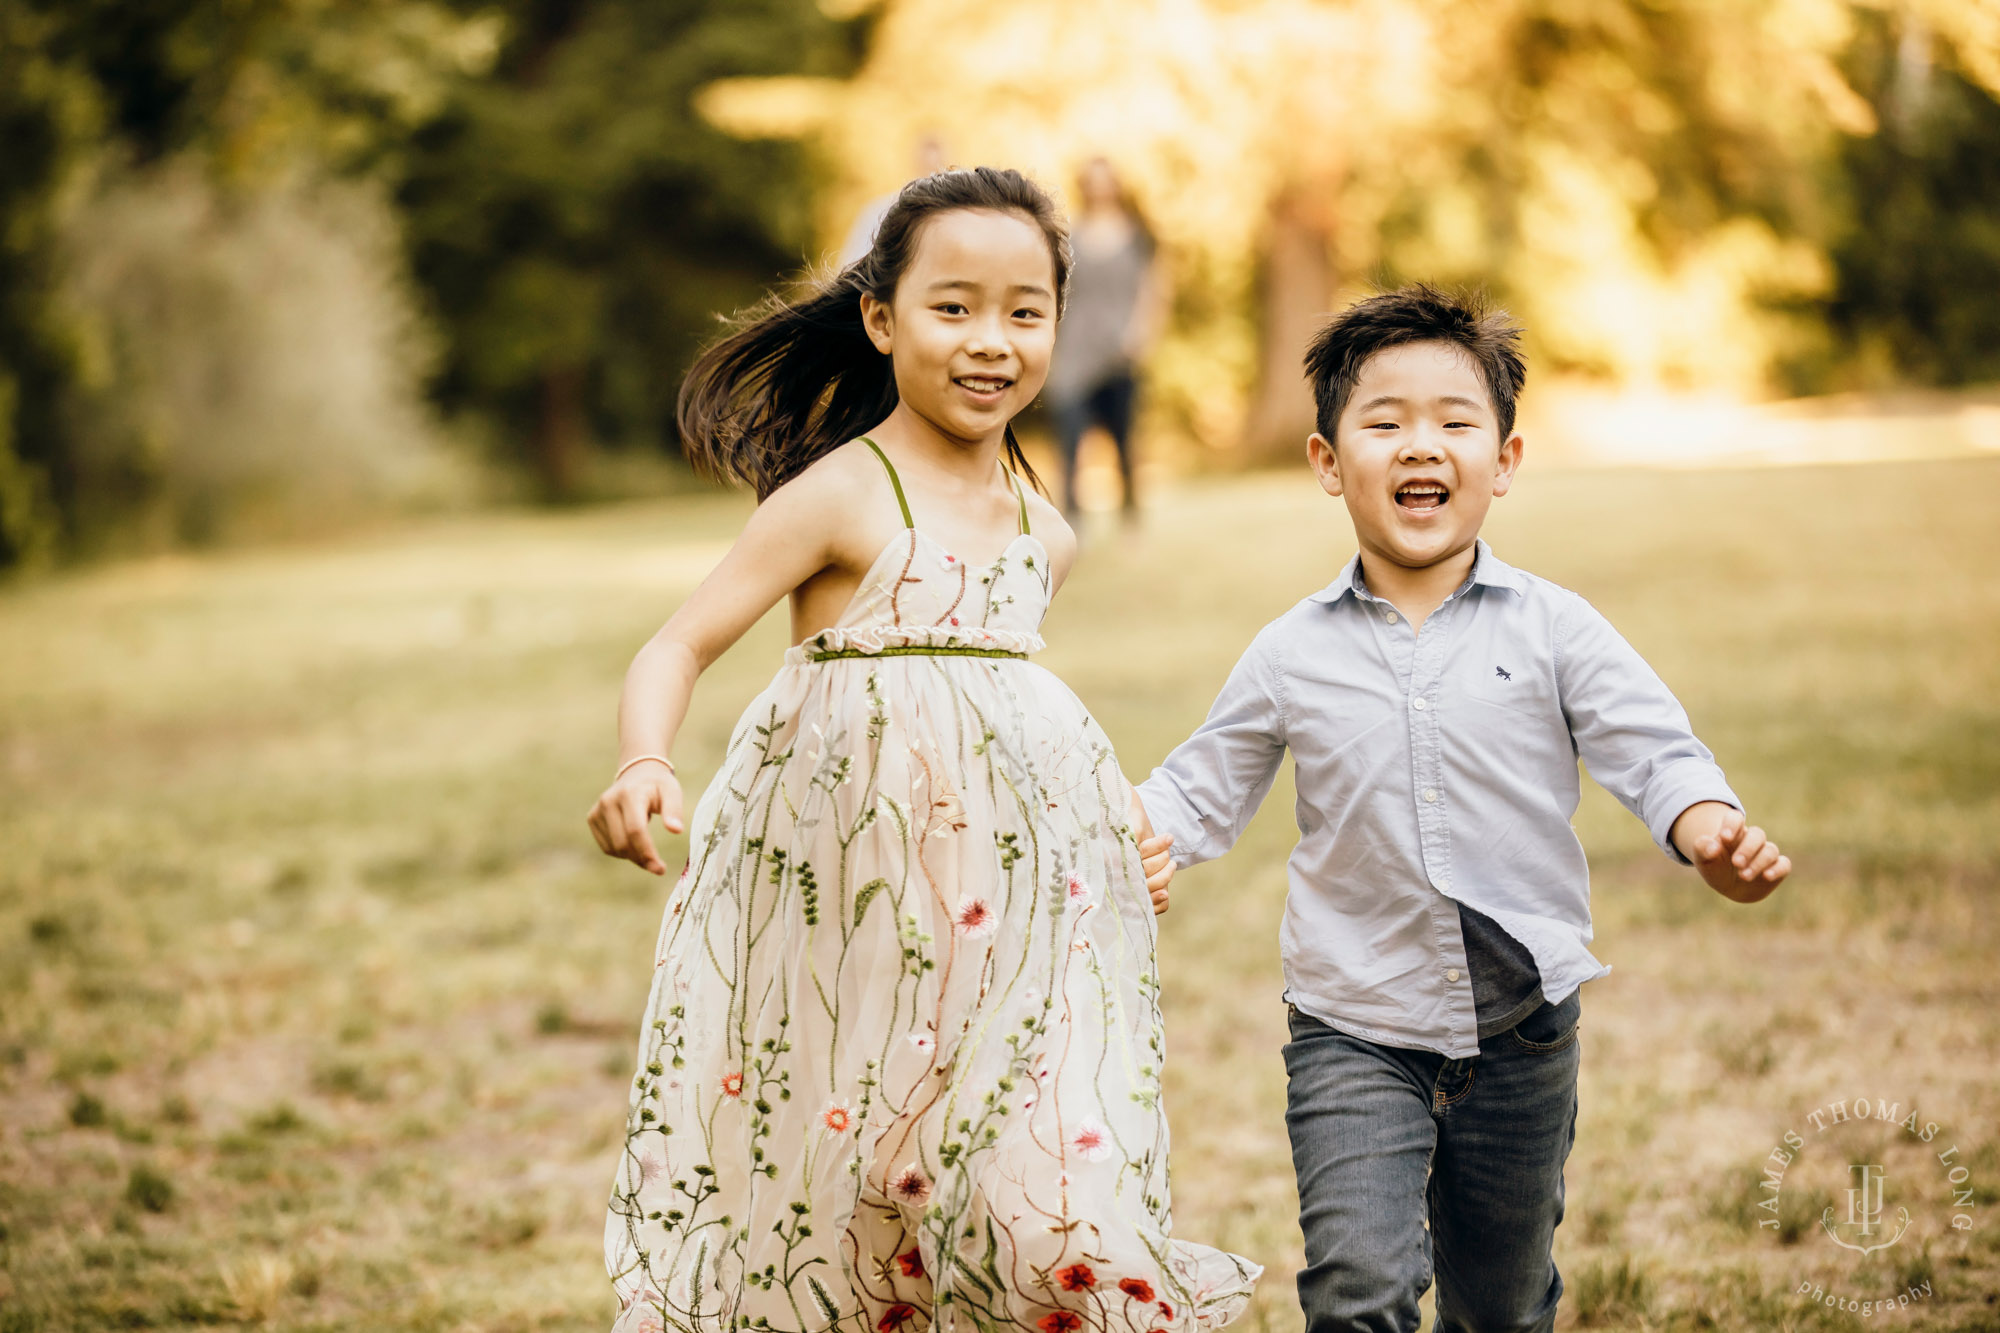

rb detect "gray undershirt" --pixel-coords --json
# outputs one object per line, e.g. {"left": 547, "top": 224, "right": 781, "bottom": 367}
{"left": 1459, "top": 902, "right": 1545, "bottom": 1038}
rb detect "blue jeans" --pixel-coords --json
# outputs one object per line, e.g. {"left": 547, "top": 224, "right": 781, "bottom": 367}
{"left": 1282, "top": 992, "right": 1581, "bottom": 1333}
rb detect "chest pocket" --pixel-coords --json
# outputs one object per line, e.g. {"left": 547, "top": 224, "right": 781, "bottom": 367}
{"left": 1454, "top": 660, "right": 1559, "bottom": 724}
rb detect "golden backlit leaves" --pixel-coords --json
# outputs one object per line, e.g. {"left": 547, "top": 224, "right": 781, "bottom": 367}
{"left": 701, "top": 0, "right": 1990, "bottom": 447}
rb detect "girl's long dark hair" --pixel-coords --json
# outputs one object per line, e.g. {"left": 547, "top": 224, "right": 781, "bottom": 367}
{"left": 678, "top": 166, "right": 1071, "bottom": 499}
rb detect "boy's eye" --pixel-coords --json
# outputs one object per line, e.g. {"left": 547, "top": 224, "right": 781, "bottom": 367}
{"left": 1366, "top": 421, "right": 1399, "bottom": 430}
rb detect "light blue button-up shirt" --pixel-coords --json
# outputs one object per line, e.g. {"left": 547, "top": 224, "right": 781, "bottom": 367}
{"left": 1138, "top": 541, "right": 1739, "bottom": 1058}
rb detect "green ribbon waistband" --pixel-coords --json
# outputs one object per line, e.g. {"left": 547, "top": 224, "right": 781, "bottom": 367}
{"left": 806, "top": 644, "right": 1028, "bottom": 662}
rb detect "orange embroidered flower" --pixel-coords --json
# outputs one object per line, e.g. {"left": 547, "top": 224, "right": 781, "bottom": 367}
{"left": 720, "top": 1071, "right": 743, "bottom": 1098}
{"left": 822, "top": 1103, "right": 854, "bottom": 1133}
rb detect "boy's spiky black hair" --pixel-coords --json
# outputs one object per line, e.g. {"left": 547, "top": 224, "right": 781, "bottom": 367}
{"left": 1303, "top": 284, "right": 1527, "bottom": 441}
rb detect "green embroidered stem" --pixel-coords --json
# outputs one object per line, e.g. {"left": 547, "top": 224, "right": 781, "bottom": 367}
{"left": 807, "top": 645, "right": 1027, "bottom": 662}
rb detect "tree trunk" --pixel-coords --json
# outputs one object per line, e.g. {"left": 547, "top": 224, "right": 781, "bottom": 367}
{"left": 535, "top": 364, "right": 588, "bottom": 499}
{"left": 1244, "top": 187, "right": 1338, "bottom": 460}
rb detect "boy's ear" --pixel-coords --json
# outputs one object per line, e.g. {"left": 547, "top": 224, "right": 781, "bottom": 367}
{"left": 860, "top": 293, "right": 894, "bottom": 356}
{"left": 1492, "top": 431, "right": 1525, "bottom": 497}
{"left": 1307, "top": 432, "right": 1343, "bottom": 498}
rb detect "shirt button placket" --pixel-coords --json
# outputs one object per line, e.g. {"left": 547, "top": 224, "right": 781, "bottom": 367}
{"left": 1412, "top": 606, "right": 1450, "bottom": 885}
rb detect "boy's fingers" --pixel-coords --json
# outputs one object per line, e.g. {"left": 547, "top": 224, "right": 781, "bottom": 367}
{"left": 1150, "top": 887, "right": 1170, "bottom": 915}
{"left": 1765, "top": 854, "right": 1793, "bottom": 883}
{"left": 1741, "top": 841, "right": 1781, "bottom": 880}
{"left": 1732, "top": 825, "right": 1767, "bottom": 869}
{"left": 1718, "top": 808, "right": 1746, "bottom": 847}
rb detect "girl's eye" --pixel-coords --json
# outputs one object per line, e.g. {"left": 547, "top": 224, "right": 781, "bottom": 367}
{"left": 935, "top": 303, "right": 968, "bottom": 315}
{"left": 1012, "top": 308, "right": 1045, "bottom": 321}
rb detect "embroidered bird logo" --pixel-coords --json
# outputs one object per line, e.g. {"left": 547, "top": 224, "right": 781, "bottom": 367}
{"left": 1495, "top": 666, "right": 1512, "bottom": 681}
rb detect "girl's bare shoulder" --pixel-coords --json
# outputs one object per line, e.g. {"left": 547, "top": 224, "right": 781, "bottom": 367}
{"left": 755, "top": 441, "right": 905, "bottom": 561}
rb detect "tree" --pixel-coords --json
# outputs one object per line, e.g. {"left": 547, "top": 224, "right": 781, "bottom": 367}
{"left": 397, "top": 0, "right": 859, "bottom": 497}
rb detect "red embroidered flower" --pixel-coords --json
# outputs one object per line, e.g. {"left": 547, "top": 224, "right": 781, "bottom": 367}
{"left": 879, "top": 1303, "right": 917, "bottom": 1331}
{"left": 1157, "top": 1301, "right": 1176, "bottom": 1320}
{"left": 1118, "top": 1279, "right": 1155, "bottom": 1302}
{"left": 1057, "top": 1263, "right": 1096, "bottom": 1292}
{"left": 1039, "top": 1314, "right": 1081, "bottom": 1333}
{"left": 719, "top": 1071, "right": 743, "bottom": 1098}
{"left": 896, "top": 1247, "right": 924, "bottom": 1278}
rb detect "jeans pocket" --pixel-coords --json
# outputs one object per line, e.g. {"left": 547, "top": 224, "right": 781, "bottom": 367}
{"left": 1508, "top": 991, "right": 1582, "bottom": 1054}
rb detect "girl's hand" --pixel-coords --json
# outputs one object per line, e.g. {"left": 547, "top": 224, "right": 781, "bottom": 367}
{"left": 587, "top": 759, "right": 684, "bottom": 876}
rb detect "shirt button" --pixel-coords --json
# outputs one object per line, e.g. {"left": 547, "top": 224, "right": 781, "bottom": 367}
{"left": 1423, "top": 788, "right": 1438, "bottom": 803}
{"left": 1412, "top": 697, "right": 1428, "bottom": 711}
{"left": 1385, "top": 611, "right": 1399, "bottom": 624}
{"left": 1446, "top": 968, "right": 1462, "bottom": 983}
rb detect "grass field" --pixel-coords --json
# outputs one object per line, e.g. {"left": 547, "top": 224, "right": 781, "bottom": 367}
{"left": 2, "top": 458, "right": 1997, "bottom": 1331}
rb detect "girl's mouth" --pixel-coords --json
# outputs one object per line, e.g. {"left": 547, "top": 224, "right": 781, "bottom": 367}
{"left": 1395, "top": 482, "right": 1449, "bottom": 512}
{"left": 953, "top": 375, "right": 1013, "bottom": 399}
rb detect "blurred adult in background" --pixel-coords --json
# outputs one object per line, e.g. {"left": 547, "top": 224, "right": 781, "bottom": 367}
{"left": 1046, "top": 157, "right": 1166, "bottom": 519}
{"left": 838, "top": 133, "right": 950, "bottom": 265}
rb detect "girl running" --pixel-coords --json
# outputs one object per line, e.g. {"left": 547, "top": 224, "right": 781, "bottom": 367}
{"left": 586, "top": 166, "right": 1258, "bottom": 1333}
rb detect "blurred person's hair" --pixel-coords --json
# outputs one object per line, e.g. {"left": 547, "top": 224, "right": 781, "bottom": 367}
{"left": 678, "top": 166, "right": 1070, "bottom": 499}
{"left": 1303, "top": 284, "right": 1526, "bottom": 442}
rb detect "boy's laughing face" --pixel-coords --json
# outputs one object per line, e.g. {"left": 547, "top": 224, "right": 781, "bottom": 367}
{"left": 1307, "top": 340, "right": 1523, "bottom": 576}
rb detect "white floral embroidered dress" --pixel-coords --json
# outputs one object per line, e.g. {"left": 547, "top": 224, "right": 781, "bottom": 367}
{"left": 606, "top": 443, "right": 1259, "bottom": 1333}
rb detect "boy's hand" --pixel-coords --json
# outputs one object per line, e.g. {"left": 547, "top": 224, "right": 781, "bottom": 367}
{"left": 1130, "top": 788, "right": 1174, "bottom": 915}
{"left": 1140, "top": 834, "right": 1175, "bottom": 915}
{"left": 1671, "top": 801, "right": 1790, "bottom": 903}
{"left": 587, "top": 759, "right": 684, "bottom": 876}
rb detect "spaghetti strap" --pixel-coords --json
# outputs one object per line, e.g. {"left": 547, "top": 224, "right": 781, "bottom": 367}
{"left": 1005, "top": 465, "right": 1031, "bottom": 535}
{"left": 858, "top": 436, "right": 913, "bottom": 528}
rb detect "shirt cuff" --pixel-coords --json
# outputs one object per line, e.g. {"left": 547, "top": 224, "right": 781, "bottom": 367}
{"left": 1646, "top": 761, "right": 1743, "bottom": 865}
{"left": 1135, "top": 773, "right": 1204, "bottom": 869}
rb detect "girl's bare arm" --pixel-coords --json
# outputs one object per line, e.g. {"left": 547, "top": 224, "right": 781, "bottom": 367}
{"left": 586, "top": 473, "right": 854, "bottom": 875}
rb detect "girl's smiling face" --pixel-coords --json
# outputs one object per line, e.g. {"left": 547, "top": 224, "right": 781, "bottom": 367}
{"left": 1307, "top": 340, "right": 1524, "bottom": 574}
{"left": 861, "top": 208, "right": 1058, "bottom": 447}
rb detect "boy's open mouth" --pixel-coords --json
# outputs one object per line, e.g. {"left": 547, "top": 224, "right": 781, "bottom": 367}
{"left": 1395, "top": 481, "right": 1450, "bottom": 511}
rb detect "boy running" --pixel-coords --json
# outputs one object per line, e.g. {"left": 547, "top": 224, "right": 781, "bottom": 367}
{"left": 1138, "top": 285, "right": 1790, "bottom": 1333}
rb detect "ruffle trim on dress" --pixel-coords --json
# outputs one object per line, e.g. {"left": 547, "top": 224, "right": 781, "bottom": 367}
{"left": 783, "top": 623, "right": 1045, "bottom": 666}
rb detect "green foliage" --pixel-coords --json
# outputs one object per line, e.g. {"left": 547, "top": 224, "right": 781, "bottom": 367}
{"left": 0, "top": 0, "right": 852, "bottom": 568}
{"left": 398, "top": 0, "right": 859, "bottom": 495}
{"left": 1817, "top": 10, "right": 2000, "bottom": 388}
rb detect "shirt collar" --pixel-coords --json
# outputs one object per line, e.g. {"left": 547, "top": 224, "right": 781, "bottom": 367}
{"left": 1307, "top": 539, "right": 1526, "bottom": 604}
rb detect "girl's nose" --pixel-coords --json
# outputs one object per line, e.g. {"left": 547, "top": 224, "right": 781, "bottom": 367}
{"left": 964, "top": 315, "right": 1012, "bottom": 357}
